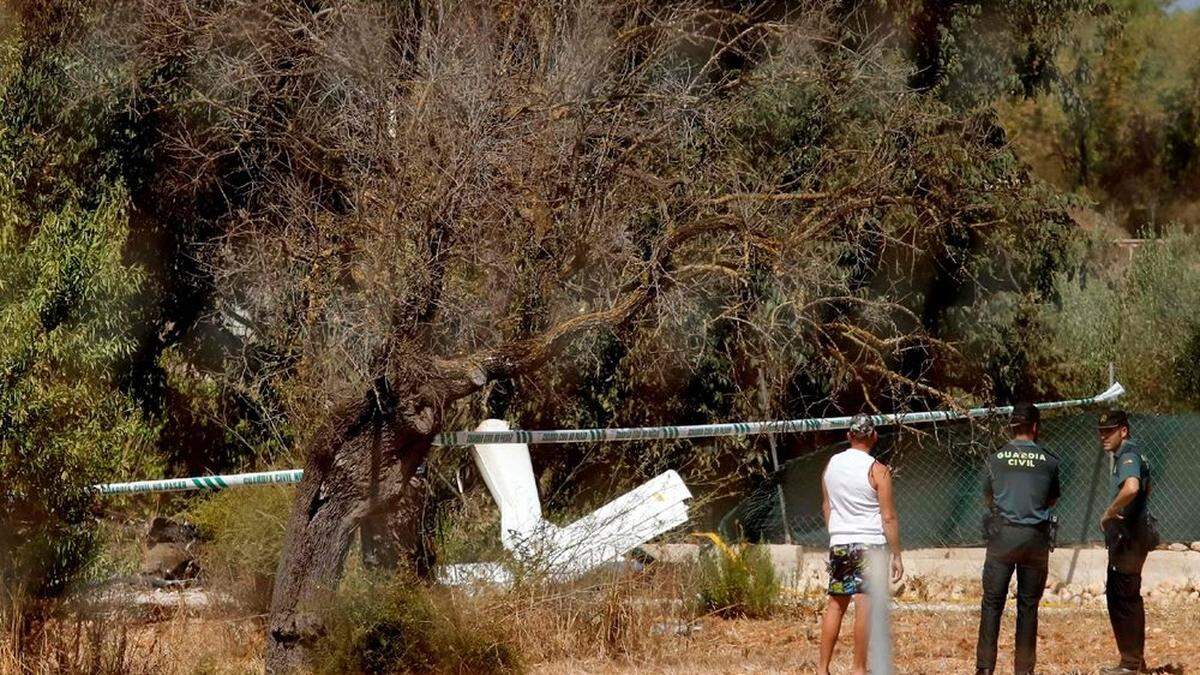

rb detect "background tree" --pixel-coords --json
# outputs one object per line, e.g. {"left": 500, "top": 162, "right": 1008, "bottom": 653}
{"left": 0, "top": 8, "right": 158, "bottom": 644}
{"left": 1000, "top": 1, "right": 1200, "bottom": 226}
{"left": 0, "top": 173, "right": 156, "bottom": 641}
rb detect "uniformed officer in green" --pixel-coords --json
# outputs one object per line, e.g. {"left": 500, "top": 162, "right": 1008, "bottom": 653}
{"left": 975, "top": 402, "right": 1060, "bottom": 675}
{"left": 1098, "top": 409, "right": 1158, "bottom": 675}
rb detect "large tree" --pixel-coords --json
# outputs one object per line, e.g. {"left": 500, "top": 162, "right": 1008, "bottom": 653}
{"left": 3, "top": 0, "right": 1085, "bottom": 670}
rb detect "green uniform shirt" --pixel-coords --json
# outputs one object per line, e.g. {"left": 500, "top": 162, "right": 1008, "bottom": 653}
{"left": 1109, "top": 438, "right": 1151, "bottom": 522}
{"left": 985, "top": 439, "right": 1061, "bottom": 525}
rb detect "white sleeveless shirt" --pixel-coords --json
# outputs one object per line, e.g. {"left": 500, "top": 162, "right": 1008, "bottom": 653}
{"left": 823, "top": 448, "right": 886, "bottom": 546}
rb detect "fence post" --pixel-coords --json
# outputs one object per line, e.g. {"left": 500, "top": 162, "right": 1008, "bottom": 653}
{"left": 1068, "top": 361, "right": 1114, "bottom": 585}
{"left": 867, "top": 546, "right": 893, "bottom": 674}
{"left": 758, "top": 366, "right": 792, "bottom": 544}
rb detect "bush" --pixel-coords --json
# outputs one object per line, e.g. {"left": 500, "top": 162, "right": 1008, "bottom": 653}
{"left": 0, "top": 185, "right": 157, "bottom": 632}
{"left": 2, "top": 19, "right": 159, "bottom": 634}
{"left": 1042, "top": 227, "right": 1200, "bottom": 411}
{"left": 188, "top": 486, "right": 293, "bottom": 611}
{"left": 693, "top": 533, "right": 781, "bottom": 619}
{"left": 314, "top": 572, "right": 521, "bottom": 675}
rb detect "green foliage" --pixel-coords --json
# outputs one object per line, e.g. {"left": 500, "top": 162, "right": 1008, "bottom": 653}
{"left": 873, "top": 0, "right": 1100, "bottom": 106}
{"left": 314, "top": 572, "right": 521, "bottom": 675}
{"left": 189, "top": 486, "right": 293, "bottom": 611}
{"left": 1, "top": 19, "right": 159, "bottom": 613}
{"left": 159, "top": 349, "right": 295, "bottom": 475}
{"left": 1001, "top": 4, "right": 1200, "bottom": 223}
{"left": 728, "top": 75, "right": 836, "bottom": 188}
{"left": 694, "top": 534, "right": 780, "bottom": 619}
{"left": 0, "top": 182, "right": 157, "bottom": 607}
{"left": 427, "top": 484, "right": 506, "bottom": 567}
{"left": 1042, "top": 229, "right": 1200, "bottom": 411}
{"left": 1176, "top": 328, "right": 1200, "bottom": 405}
{"left": 3, "top": 0, "right": 277, "bottom": 479}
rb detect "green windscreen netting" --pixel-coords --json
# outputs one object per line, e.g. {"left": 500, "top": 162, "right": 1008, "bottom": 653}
{"left": 720, "top": 412, "right": 1200, "bottom": 548}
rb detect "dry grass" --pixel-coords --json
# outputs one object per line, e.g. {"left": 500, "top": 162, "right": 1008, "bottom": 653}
{"left": 1, "top": 562, "right": 700, "bottom": 674}
{"left": 495, "top": 565, "right": 700, "bottom": 664}
{"left": 534, "top": 603, "right": 1196, "bottom": 674}
{"left": 4, "top": 585, "right": 1196, "bottom": 674}
{"left": 0, "top": 605, "right": 264, "bottom": 675}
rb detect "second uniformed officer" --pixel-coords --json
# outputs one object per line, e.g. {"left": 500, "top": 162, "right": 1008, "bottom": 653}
{"left": 1098, "top": 409, "right": 1158, "bottom": 675}
{"left": 975, "top": 402, "right": 1060, "bottom": 675}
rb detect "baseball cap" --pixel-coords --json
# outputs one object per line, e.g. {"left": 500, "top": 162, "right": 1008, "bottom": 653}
{"left": 1098, "top": 409, "right": 1129, "bottom": 429}
{"left": 848, "top": 413, "right": 876, "bottom": 437}
{"left": 1009, "top": 402, "right": 1040, "bottom": 426}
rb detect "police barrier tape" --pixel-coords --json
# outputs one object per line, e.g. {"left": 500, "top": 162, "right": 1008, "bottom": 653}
{"left": 92, "top": 382, "right": 1124, "bottom": 495}
{"left": 95, "top": 469, "right": 305, "bottom": 495}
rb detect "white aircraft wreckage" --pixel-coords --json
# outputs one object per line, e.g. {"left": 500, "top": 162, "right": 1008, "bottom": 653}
{"left": 438, "top": 419, "right": 693, "bottom": 586}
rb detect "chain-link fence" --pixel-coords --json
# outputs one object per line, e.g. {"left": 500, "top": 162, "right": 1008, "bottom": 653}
{"left": 721, "top": 411, "right": 1200, "bottom": 548}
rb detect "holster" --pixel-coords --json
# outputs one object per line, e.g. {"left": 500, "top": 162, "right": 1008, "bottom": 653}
{"left": 1105, "top": 512, "right": 1160, "bottom": 557}
{"left": 982, "top": 510, "right": 1001, "bottom": 543}
{"left": 1103, "top": 518, "right": 1126, "bottom": 550}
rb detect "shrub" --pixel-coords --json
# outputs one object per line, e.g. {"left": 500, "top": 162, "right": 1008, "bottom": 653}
{"left": 0, "top": 184, "right": 158, "bottom": 633}
{"left": 1042, "top": 227, "right": 1200, "bottom": 411}
{"left": 693, "top": 533, "right": 781, "bottom": 619}
{"left": 188, "top": 486, "right": 293, "bottom": 611}
{"left": 314, "top": 572, "right": 521, "bottom": 675}
{"left": 2, "top": 20, "right": 159, "bottom": 635}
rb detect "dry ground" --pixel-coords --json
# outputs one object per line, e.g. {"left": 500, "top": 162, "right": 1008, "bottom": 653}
{"left": 61, "top": 601, "right": 1194, "bottom": 674}
{"left": 534, "top": 605, "right": 1195, "bottom": 674}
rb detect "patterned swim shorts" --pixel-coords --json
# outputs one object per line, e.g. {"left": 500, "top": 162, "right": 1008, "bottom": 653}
{"left": 827, "top": 543, "right": 878, "bottom": 595}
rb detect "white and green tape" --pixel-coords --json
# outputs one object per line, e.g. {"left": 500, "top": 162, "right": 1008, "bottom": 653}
{"left": 93, "top": 382, "right": 1124, "bottom": 495}
{"left": 432, "top": 383, "right": 1125, "bottom": 446}
{"left": 95, "top": 469, "right": 304, "bottom": 495}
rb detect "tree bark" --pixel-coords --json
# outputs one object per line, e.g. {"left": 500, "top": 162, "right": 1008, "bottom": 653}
{"left": 359, "top": 470, "right": 437, "bottom": 578}
{"left": 265, "top": 384, "right": 438, "bottom": 673}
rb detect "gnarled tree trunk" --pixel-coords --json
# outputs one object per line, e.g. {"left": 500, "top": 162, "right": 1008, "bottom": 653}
{"left": 265, "top": 382, "right": 440, "bottom": 672}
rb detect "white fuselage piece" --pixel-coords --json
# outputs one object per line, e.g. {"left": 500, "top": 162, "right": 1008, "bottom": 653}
{"left": 439, "top": 419, "right": 692, "bottom": 585}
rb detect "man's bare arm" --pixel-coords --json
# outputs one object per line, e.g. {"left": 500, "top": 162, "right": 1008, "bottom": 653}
{"left": 821, "top": 475, "right": 831, "bottom": 526}
{"left": 873, "top": 462, "right": 904, "bottom": 582}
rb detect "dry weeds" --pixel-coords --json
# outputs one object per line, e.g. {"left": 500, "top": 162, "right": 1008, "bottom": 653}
{"left": 534, "top": 604, "right": 1196, "bottom": 674}
{"left": 4, "top": 587, "right": 1195, "bottom": 674}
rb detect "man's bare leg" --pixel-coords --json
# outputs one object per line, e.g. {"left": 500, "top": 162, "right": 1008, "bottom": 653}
{"left": 818, "top": 595, "right": 851, "bottom": 675}
{"left": 851, "top": 593, "right": 870, "bottom": 675}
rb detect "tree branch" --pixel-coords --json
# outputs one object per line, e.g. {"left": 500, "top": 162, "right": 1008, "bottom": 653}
{"left": 436, "top": 217, "right": 743, "bottom": 398}
{"left": 705, "top": 191, "right": 830, "bottom": 206}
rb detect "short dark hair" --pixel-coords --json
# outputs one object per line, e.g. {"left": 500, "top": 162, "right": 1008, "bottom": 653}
{"left": 1009, "top": 402, "right": 1040, "bottom": 426}
{"left": 1011, "top": 421, "right": 1038, "bottom": 437}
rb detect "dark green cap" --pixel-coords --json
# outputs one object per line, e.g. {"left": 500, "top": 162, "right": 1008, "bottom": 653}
{"left": 1098, "top": 409, "right": 1129, "bottom": 429}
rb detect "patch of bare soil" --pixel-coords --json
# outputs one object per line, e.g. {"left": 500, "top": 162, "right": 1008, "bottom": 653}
{"left": 533, "top": 604, "right": 1196, "bottom": 674}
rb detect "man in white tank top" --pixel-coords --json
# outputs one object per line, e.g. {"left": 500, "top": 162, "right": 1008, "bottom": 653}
{"left": 817, "top": 414, "right": 904, "bottom": 675}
